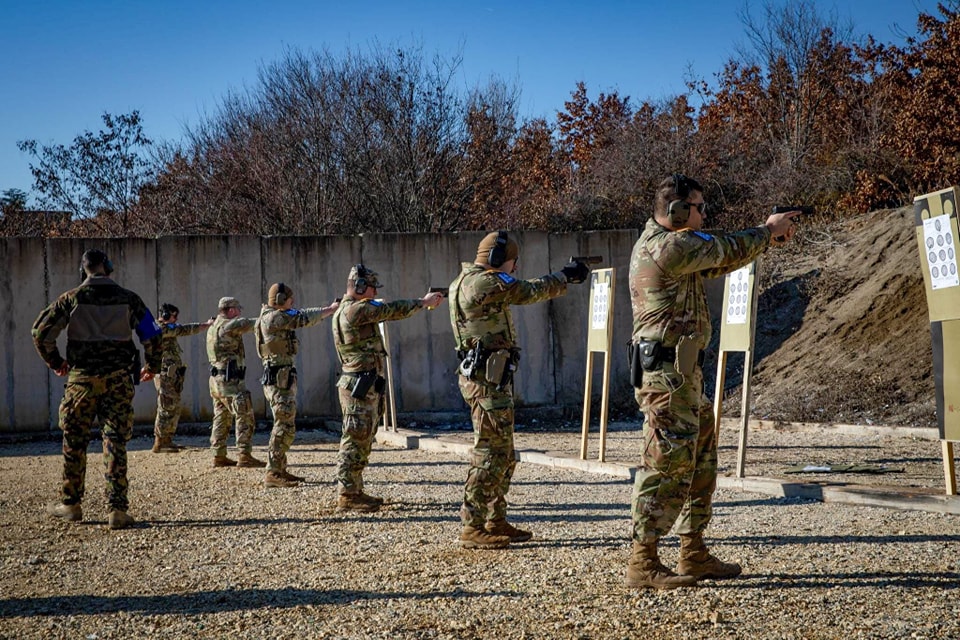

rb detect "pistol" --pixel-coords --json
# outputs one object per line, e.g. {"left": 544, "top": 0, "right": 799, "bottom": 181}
{"left": 569, "top": 256, "right": 603, "bottom": 265}
{"left": 429, "top": 287, "right": 449, "bottom": 297}
{"left": 772, "top": 206, "right": 814, "bottom": 215}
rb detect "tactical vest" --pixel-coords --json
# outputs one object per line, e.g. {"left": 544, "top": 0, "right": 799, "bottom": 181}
{"left": 207, "top": 316, "right": 246, "bottom": 368}
{"left": 256, "top": 306, "right": 299, "bottom": 366}
{"left": 449, "top": 264, "right": 518, "bottom": 353}
{"left": 332, "top": 298, "right": 386, "bottom": 373}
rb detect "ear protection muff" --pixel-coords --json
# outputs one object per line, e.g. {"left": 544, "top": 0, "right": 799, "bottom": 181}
{"left": 354, "top": 265, "right": 369, "bottom": 295}
{"left": 488, "top": 230, "right": 509, "bottom": 268}
{"left": 275, "top": 282, "right": 289, "bottom": 306}
{"left": 667, "top": 174, "right": 692, "bottom": 228}
{"left": 159, "top": 303, "right": 178, "bottom": 321}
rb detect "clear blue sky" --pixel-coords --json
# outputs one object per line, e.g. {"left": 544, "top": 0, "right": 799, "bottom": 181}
{"left": 0, "top": 0, "right": 939, "bottom": 202}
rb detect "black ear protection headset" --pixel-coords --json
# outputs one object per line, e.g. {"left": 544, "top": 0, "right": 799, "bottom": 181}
{"left": 79, "top": 249, "right": 114, "bottom": 281}
{"left": 488, "top": 230, "right": 510, "bottom": 268}
{"left": 667, "top": 173, "right": 693, "bottom": 228}
{"left": 354, "top": 265, "right": 370, "bottom": 295}
{"left": 159, "top": 303, "right": 178, "bottom": 321}
{"left": 274, "top": 282, "right": 289, "bottom": 306}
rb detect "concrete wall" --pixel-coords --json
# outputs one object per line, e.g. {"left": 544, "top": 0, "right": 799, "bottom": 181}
{"left": 0, "top": 231, "right": 647, "bottom": 434}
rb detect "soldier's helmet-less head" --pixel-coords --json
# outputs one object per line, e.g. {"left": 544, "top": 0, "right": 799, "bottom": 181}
{"left": 80, "top": 249, "right": 113, "bottom": 277}
{"left": 348, "top": 264, "right": 382, "bottom": 295}
{"left": 475, "top": 231, "right": 519, "bottom": 268}
{"left": 268, "top": 283, "right": 294, "bottom": 307}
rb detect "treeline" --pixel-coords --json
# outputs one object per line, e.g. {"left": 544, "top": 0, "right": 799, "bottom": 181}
{"left": 4, "top": 1, "right": 959, "bottom": 237}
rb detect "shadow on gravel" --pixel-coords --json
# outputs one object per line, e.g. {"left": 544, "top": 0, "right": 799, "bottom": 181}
{"left": 725, "top": 533, "right": 960, "bottom": 545}
{"left": 146, "top": 517, "right": 318, "bottom": 528}
{"left": 0, "top": 587, "right": 523, "bottom": 619}
{"left": 722, "top": 571, "right": 960, "bottom": 589}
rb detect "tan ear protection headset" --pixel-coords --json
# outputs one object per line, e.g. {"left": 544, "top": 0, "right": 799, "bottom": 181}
{"left": 667, "top": 174, "right": 693, "bottom": 228}
{"left": 488, "top": 230, "right": 509, "bottom": 268}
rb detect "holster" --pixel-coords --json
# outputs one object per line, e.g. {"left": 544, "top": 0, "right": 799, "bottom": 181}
{"left": 261, "top": 365, "right": 296, "bottom": 390}
{"left": 224, "top": 359, "right": 246, "bottom": 382}
{"left": 130, "top": 351, "right": 142, "bottom": 386}
{"left": 349, "top": 370, "right": 384, "bottom": 399}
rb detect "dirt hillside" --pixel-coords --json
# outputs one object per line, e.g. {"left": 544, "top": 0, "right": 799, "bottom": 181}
{"left": 713, "top": 205, "right": 936, "bottom": 429}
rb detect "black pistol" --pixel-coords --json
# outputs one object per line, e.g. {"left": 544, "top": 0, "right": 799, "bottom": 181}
{"left": 429, "top": 287, "right": 449, "bottom": 297}
{"left": 772, "top": 206, "right": 814, "bottom": 242}
{"left": 569, "top": 256, "right": 603, "bottom": 265}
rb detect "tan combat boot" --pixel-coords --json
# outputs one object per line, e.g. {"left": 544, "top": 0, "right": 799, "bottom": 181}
{"left": 625, "top": 539, "right": 698, "bottom": 589}
{"left": 337, "top": 493, "right": 380, "bottom": 512}
{"left": 676, "top": 533, "right": 742, "bottom": 580}
{"left": 213, "top": 455, "right": 237, "bottom": 467}
{"left": 49, "top": 502, "right": 82, "bottom": 522}
{"left": 153, "top": 436, "right": 181, "bottom": 453}
{"left": 460, "top": 525, "right": 510, "bottom": 550}
{"left": 237, "top": 452, "right": 267, "bottom": 468}
{"left": 485, "top": 519, "right": 533, "bottom": 542}
{"left": 108, "top": 510, "right": 135, "bottom": 530}
{"left": 279, "top": 470, "right": 305, "bottom": 482}
{"left": 264, "top": 471, "right": 299, "bottom": 488}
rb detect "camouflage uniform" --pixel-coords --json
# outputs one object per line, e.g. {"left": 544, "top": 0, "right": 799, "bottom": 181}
{"left": 255, "top": 304, "right": 332, "bottom": 474}
{"left": 206, "top": 314, "right": 256, "bottom": 457}
{"left": 32, "top": 275, "right": 162, "bottom": 512}
{"left": 629, "top": 217, "right": 771, "bottom": 541}
{"left": 449, "top": 262, "right": 567, "bottom": 528}
{"left": 332, "top": 295, "right": 425, "bottom": 496}
{"left": 154, "top": 321, "right": 209, "bottom": 440}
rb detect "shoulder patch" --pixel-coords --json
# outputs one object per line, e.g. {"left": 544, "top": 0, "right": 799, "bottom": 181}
{"left": 692, "top": 231, "right": 713, "bottom": 241}
{"left": 284, "top": 309, "right": 298, "bottom": 316}
{"left": 367, "top": 300, "right": 384, "bottom": 307}
{"left": 495, "top": 272, "right": 516, "bottom": 285}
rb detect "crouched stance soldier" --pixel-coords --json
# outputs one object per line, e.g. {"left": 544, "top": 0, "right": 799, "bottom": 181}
{"left": 256, "top": 283, "right": 338, "bottom": 488}
{"left": 332, "top": 264, "right": 443, "bottom": 511}
{"left": 450, "top": 231, "right": 589, "bottom": 549}
{"left": 152, "top": 302, "right": 213, "bottom": 452}
{"left": 207, "top": 296, "right": 263, "bottom": 468}
{"left": 32, "top": 249, "right": 162, "bottom": 530}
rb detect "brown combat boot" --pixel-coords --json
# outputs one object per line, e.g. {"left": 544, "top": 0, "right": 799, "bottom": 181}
{"left": 237, "top": 452, "right": 267, "bottom": 468}
{"left": 337, "top": 493, "right": 380, "bottom": 512}
{"left": 279, "top": 470, "right": 305, "bottom": 482}
{"left": 152, "top": 436, "right": 181, "bottom": 453}
{"left": 485, "top": 519, "right": 533, "bottom": 542}
{"left": 49, "top": 502, "right": 82, "bottom": 522}
{"left": 108, "top": 510, "right": 135, "bottom": 530}
{"left": 625, "top": 539, "right": 699, "bottom": 589}
{"left": 460, "top": 525, "right": 510, "bottom": 550}
{"left": 213, "top": 455, "right": 237, "bottom": 467}
{"left": 676, "top": 533, "right": 742, "bottom": 580}
{"left": 264, "top": 471, "right": 299, "bottom": 488}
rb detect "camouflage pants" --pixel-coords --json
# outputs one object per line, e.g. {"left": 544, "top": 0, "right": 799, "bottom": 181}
{"left": 632, "top": 364, "right": 717, "bottom": 541}
{"left": 336, "top": 376, "right": 384, "bottom": 495}
{"left": 208, "top": 376, "right": 255, "bottom": 456}
{"left": 153, "top": 365, "right": 185, "bottom": 439}
{"left": 458, "top": 375, "right": 517, "bottom": 528}
{"left": 265, "top": 373, "right": 298, "bottom": 473}
{"left": 58, "top": 369, "right": 135, "bottom": 511}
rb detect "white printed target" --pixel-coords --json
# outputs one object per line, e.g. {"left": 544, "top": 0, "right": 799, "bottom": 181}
{"left": 591, "top": 282, "right": 610, "bottom": 330}
{"left": 923, "top": 213, "right": 959, "bottom": 290}
{"left": 725, "top": 266, "right": 751, "bottom": 325}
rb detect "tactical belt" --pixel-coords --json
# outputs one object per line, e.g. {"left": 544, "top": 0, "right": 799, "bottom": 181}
{"left": 657, "top": 346, "right": 706, "bottom": 368}
{"left": 210, "top": 366, "right": 246, "bottom": 378}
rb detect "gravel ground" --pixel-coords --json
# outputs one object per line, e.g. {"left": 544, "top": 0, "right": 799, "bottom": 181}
{"left": 1, "top": 423, "right": 959, "bottom": 640}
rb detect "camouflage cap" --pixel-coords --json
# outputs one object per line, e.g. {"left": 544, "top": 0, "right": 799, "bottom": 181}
{"left": 348, "top": 264, "right": 382, "bottom": 289}
{"left": 475, "top": 231, "right": 519, "bottom": 267}
{"left": 218, "top": 296, "right": 241, "bottom": 310}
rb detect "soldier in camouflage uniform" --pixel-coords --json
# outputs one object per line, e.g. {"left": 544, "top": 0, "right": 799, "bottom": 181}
{"left": 256, "top": 283, "right": 339, "bottom": 488}
{"left": 332, "top": 265, "right": 444, "bottom": 512}
{"left": 151, "top": 303, "right": 213, "bottom": 453}
{"left": 207, "top": 296, "right": 264, "bottom": 468}
{"left": 449, "top": 231, "right": 590, "bottom": 549}
{"left": 32, "top": 249, "right": 162, "bottom": 530}
{"left": 626, "top": 175, "right": 798, "bottom": 588}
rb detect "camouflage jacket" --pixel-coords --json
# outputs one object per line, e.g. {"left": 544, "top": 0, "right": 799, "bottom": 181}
{"left": 256, "top": 304, "right": 332, "bottom": 367}
{"left": 159, "top": 321, "right": 209, "bottom": 369}
{"left": 449, "top": 262, "right": 567, "bottom": 352}
{"left": 333, "top": 295, "right": 424, "bottom": 374}
{"left": 31, "top": 276, "right": 163, "bottom": 376}
{"left": 206, "top": 315, "right": 255, "bottom": 369}
{"left": 629, "top": 217, "right": 772, "bottom": 349}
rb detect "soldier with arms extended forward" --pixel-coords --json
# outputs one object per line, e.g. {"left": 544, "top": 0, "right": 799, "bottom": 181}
{"left": 151, "top": 302, "right": 213, "bottom": 453}
{"left": 32, "top": 249, "right": 162, "bottom": 530}
{"left": 256, "top": 283, "right": 338, "bottom": 488}
{"left": 332, "top": 264, "right": 444, "bottom": 512}
{"left": 449, "top": 231, "right": 590, "bottom": 549}
{"left": 626, "top": 174, "right": 799, "bottom": 588}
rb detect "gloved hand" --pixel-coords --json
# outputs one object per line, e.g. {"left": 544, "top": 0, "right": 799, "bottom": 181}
{"left": 561, "top": 260, "right": 590, "bottom": 284}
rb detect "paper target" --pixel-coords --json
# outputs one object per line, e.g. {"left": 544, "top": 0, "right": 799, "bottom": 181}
{"left": 923, "top": 213, "right": 960, "bottom": 290}
{"left": 725, "top": 266, "right": 750, "bottom": 325}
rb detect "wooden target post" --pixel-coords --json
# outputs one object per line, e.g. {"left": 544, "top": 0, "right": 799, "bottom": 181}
{"left": 712, "top": 261, "right": 760, "bottom": 478}
{"left": 378, "top": 319, "right": 399, "bottom": 432}
{"left": 913, "top": 186, "right": 960, "bottom": 495}
{"left": 579, "top": 268, "right": 616, "bottom": 461}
